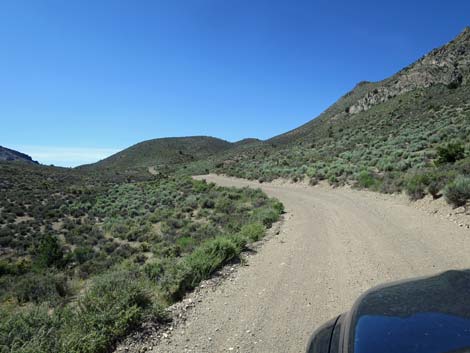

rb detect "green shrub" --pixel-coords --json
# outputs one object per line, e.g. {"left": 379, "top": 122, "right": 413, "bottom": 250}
{"left": 61, "top": 269, "right": 158, "bottom": 353}
{"left": 444, "top": 176, "right": 470, "bottom": 209}
{"left": 176, "top": 236, "right": 196, "bottom": 252}
{"left": 328, "top": 175, "right": 338, "bottom": 185}
{"left": 447, "top": 81, "right": 460, "bottom": 89}
{"left": 456, "top": 157, "right": 470, "bottom": 175}
{"left": 239, "top": 223, "right": 265, "bottom": 241}
{"left": 308, "top": 177, "right": 318, "bottom": 186}
{"left": 1, "top": 270, "right": 163, "bottom": 353}
{"left": 13, "top": 272, "right": 69, "bottom": 304}
{"left": 272, "top": 200, "right": 284, "bottom": 214}
{"left": 427, "top": 180, "right": 443, "bottom": 199}
{"left": 227, "top": 234, "right": 248, "bottom": 250}
{"left": 405, "top": 173, "right": 430, "bottom": 200}
{"left": 143, "top": 257, "right": 181, "bottom": 298}
{"left": 215, "top": 198, "right": 234, "bottom": 213}
{"left": 356, "top": 171, "right": 376, "bottom": 189}
{"left": 36, "top": 234, "right": 64, "bottom": 268}
{"left": 253, "top": 208, "right": 280, "bottom": 228}
{"left": 0, "top": 305, "right": 62, "bottom": 353}
{"left": 0, "top": 260, "right": 18, "bottom": 276}
{"left": 201, "top": 198, "right": 215, "bottom": 209}
{"left": 172, "top": 237, "right": 241, "bottom": 299}
{"left": 71, "top": 246, "right": 95, "bottom": 264}
{"left": 144, "top": 258, "right": 174, "bottom": 283}
{"left": 186, "top": 237, "right": 239, "bottom": 278}
{"left": 436, "top": 141, "right": 465, "bottom": 164}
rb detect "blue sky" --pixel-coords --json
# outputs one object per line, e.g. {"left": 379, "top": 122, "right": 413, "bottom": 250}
{"left": 1, "top": 0, "right": 469, "bottom": 167}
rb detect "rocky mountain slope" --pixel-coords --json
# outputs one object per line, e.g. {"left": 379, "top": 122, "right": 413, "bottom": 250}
{"left": 269, "top": 27, "right": 470, "bottom": 145}
{"left": 0, "top": 146, "right": 38, "bottom": 164}
{"left": 212, "top": 28, "right": 470, "bottom": 196}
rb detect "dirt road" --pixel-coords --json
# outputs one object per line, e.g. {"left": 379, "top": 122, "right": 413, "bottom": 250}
{"left": 152, "top": 175, "right": 470, "bottom": 353}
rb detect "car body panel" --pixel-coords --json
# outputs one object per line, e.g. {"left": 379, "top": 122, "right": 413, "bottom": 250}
{"left": 306, "top": 316, "right": 338, "bottom": 353}
{"left": 307, "top": 270, "right": 470, "bottom": 353}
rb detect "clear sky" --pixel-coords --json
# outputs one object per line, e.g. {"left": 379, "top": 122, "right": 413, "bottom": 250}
{"left": 1, "top": 0, "right": 469, "bottom": 167}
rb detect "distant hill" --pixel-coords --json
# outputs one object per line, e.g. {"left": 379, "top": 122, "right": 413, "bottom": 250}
{"left": 215, "top": 28, "right": 470, "bottom": 190}
{"left": 232, "top": 138, "right": 262, "bottom": 147}
{"left": 79, "top": 136, "right": 233, "bottom": 173}
{"left": 0, "top": 146, "right": 38, "bottom": 164}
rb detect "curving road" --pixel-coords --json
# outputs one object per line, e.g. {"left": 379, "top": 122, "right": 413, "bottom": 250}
{"left": 152, "top": 175, "right": 470, "bottom": 353}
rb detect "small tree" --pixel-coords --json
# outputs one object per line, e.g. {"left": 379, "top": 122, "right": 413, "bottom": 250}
{"left": 36, "top": 234, "right": 64, "bottom": 268}
{"left": 436, "top": 141, "right": 465, "bottom": 164}
{"left": 445, "top": 176, "right": 470, "bottom": 211}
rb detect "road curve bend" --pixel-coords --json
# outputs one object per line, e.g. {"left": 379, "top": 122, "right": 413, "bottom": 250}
{"left": 152, "top": 175, "right": 470, "bottom": 353}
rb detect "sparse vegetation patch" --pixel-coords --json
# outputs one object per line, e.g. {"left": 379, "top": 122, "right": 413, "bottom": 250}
{"left": 0, "top": 163, "right": 282, "bottom": 353}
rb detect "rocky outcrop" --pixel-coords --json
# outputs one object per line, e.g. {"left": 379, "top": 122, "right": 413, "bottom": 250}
{"left": 269, "top": 28, "right": 470, "bottom": 145}
{"left": 348, "top": 27, "right": 470, "bottom": 114}
{"left": 0, "top": 146, "right": 38, "bottom": 164}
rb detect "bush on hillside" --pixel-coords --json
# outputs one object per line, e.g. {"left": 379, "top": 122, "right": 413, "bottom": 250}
{"left": 0, "top": 260, "right": 19, "bottom": 276}
{"left": 1, "top": 269, "right": 163, "bottom": 353}
{"left": 13, "top": 272, "right": 69, "bottom": 305}
{"left": 308, "top": 177, "right": 318, "bottom": 186}
{"left": 0, "top": 305, "right": 62, "bottom": 353}
{"left": 444, "top": 176, "right": 470, "bottom": 210}
{"left": 436, "top": 141, "right": 465, "bottom": 165}
{"left": 239, "top": 222, "right": 265, "bottom": 241}
{"left": 61, "top": 269, "right": 160, "bottom": 353}
{"left": 377, "top": 172, "right": 404, "bottom": 194}
{"left": 328, "top": 175, "right": 339, "bottom": 186}
{"left": 36, "top": 234, "right": 64, "bottom": 268}
{"left": 272, "top": 200, "right": 284, "bottom": 214}
{"left": 171, "top": 237, "right": 242, "bottom": 300}
{"left": 427, "top": 179, "right": 443, "bottom": 199}
{"left": 253, "top": 208, "right": 280, "bottom": 228}
{"left": 405, "top": 173, "right": 430, "bottom": 200}
{"left": 356, "top": 170, "right": 376, "bottom": 189}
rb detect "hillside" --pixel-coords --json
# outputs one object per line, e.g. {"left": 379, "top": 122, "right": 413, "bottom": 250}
{"left": 214, "top": 28, "right": 470, "bottom": 198}
{"left": 0, "top": 158, "right": 282, "bottom": 353}
{"left": 80, "top": 136, "right": 233, "bottom": 173}
{"left": 0, "top": 146, "right": 38, "bottom": 164}
{"left": 269, "top": 27, "right": 470, "bottom": 145}
{"left": 232, "top": 138, "right": 262, "bottom": 148}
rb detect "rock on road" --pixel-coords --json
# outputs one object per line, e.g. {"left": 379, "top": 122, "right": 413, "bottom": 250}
{"left": 152, "top": 174, "right": 470, "bottom": 353}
